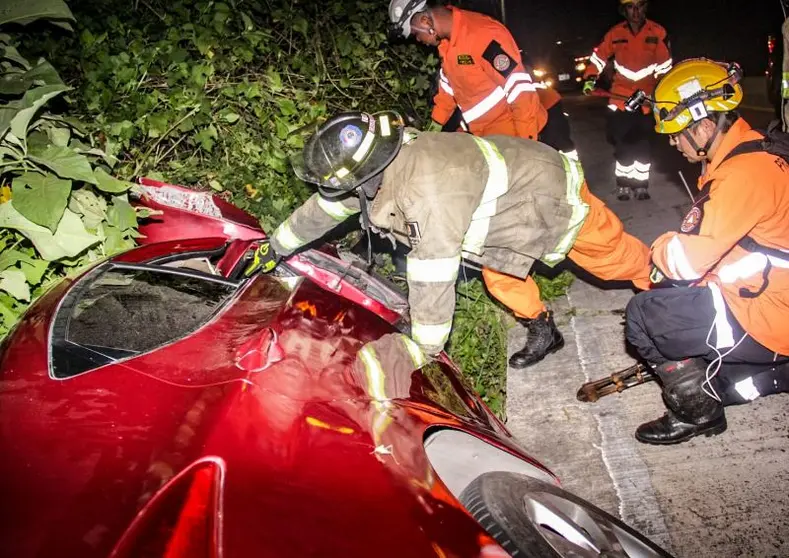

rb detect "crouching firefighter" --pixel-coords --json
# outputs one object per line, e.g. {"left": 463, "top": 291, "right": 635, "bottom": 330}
{"left": 624, "top": 58, "right": 789, "bottom": 445}
{"left": 256, "top": 110, "right": 651, "bottom": 360}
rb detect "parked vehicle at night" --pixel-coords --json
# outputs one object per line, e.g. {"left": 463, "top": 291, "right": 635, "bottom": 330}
{"left": 0, "top": 180, "right": 672, "bottom": 558}
{"left": 523, "top": 37, "right": 597, "bottom": 93}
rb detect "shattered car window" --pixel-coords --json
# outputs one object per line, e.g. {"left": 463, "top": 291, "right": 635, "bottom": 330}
{"left": 51, "top": 266, "right": 235, "bottom": 379}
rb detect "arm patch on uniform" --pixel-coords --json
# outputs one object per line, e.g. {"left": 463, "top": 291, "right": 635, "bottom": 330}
{"left": 457, "top": 54, "right": 474, "bottom": 65}
{"left": 645, "top": 36, "right": 659, "bottom": 44}
{"left": 482, "top": 40, "right": 515, "bottom": 78}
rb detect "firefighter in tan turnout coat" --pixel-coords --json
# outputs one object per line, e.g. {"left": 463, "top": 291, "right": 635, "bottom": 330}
{"left": 268, "top": 110, "right": 651, "bottom": 357}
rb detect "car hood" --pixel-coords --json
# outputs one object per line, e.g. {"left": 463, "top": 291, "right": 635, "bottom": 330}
{"left": 0, "top": 271, "right": 504, "bottom": 557}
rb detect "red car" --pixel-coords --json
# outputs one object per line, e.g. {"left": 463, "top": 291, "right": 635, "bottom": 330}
{"left": 0, "top": 179, "right": 672, "bottom": 558}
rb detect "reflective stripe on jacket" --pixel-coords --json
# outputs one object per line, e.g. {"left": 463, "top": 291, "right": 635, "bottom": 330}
{"left": 272, "top": 131, "right": 585, "bottom": 355}
{"left": 432, "top": 6, "right": 546, "bottom": 139}
{"left": 583, "top": 19, "right": 671, "bottom": 111}
{"left": 651, "top": 119, "right": 789, "bottom": 355}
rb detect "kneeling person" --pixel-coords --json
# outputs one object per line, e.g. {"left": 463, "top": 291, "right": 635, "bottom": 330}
{"left": 626, "top": 59, "right": 789, "bottom": 444}
{"left": 271, "top": 110, "right": 651, "bottom": 357}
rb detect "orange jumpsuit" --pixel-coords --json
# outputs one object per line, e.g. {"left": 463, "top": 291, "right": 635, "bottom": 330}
{"left": 431, "top": 6, "right": 547, "bottom": 139}
{"left": 651, "top": 119, "right": 789, "bottom": 356}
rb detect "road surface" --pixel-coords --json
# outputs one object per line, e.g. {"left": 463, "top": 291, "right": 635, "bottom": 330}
{"left": 506, "top": 94, "right": 789, "bottom": 557}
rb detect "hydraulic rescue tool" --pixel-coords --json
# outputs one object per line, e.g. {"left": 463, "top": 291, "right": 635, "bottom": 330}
{"left": 576, "top": 362, "right": 657, "bottom": 402}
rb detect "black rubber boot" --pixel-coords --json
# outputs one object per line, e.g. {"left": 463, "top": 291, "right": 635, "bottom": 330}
{"left": 509, "top": 311, "right": 564, "bottom": 369}
{"left": 616, "top": 186, "right": 631, "bottom": 201}
{"left": 633, "top": 186, "right": 651, "bottom": 201}
{"left": 635, "top": 409, "right": 727, "bottom": 445}
{"left": 636, "top": 358, "right": 726, "bottom": 445}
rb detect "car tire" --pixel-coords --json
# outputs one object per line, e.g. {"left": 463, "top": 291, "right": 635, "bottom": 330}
{"left": 459, "top": 472, "right": 673, "bottom": 558}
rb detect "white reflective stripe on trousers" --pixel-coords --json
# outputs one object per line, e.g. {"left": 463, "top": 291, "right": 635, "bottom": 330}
{"left": 406, "top": 255, "right": 461, "bottom": 283}
{"left": 665, "top": 236, "right": 702, "bottom": 281}
{"left": 734, "top": 376, "right": 761, "bottom": 401}
{"left": 614, "top": 160, "right": 650, "bottom": 182}
{"left": 461, "top": 137, "right": 509, "bottom": 254}
{"left": 317, "top": 195, "right": 360, "bottom": 221}
{"left": 707, "top": 282, "right": 735, "bottom": 349}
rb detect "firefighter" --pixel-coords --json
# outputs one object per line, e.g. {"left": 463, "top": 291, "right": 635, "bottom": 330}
{"left": 258, "top": 110, "right": 651, "bottom": 361}
{"left": 625, "top": 59, "right": 789, "bottom": 445}
{"left": 388, "top": 0, "right": 577, "bottom": 367}
{"left": 582, "top": 0, "right": 672, "bottom": 201}
{"left": 388, "top": 0, "right": 546, "bottom": 139}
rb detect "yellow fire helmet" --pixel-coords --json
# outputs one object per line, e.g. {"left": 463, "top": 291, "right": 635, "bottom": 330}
{"left": 652, "top": 58, "right": 743, "bottom": 135}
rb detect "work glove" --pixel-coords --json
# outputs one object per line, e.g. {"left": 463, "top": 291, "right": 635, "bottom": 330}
{"left": 582, "top": 78, "right": 596, "bottom": 96}
{"left": 244, "top": 240, "right": 279, "bottom": 277}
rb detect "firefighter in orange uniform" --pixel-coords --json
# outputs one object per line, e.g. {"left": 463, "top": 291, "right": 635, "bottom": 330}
{"left": 389, "top": 0, "right": 546, "bottom": 139}
{"left": 625, "top": 59, "right": 789, "bottom": 444}
{"left": 583, "top": 0, "right": 672, "bottom": 201}
{"left": 387, "top": 0, "right": 573, "bottom": 368}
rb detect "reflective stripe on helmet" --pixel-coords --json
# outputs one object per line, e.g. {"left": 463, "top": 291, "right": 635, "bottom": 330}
{"left": 317, "top": 196, "right": 360, "bottom": 221}
{"left": 541, "top": 154, "right": 590, "bottom": 266}
{"left": 412, "top": 321, "right": 452, "bottom": 349}
{"left": 461, "top": 137, "right": 508, "bottom": 254}
{"left": 273, "top": 220, "right": 306, "bottom": 252}
{"left": 352, "top": 132, "right": 375, "bottom": 162}
{"left": 406, "top": 255, "right": 461, "bottom": 283}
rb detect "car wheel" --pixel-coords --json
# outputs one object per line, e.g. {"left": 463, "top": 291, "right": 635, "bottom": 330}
{"left": 459, "top": 472, "right": 673, "bottom": 558}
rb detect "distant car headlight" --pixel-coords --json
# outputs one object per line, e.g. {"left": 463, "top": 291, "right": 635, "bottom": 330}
{"left": 575, "top": 62, "right": 586, "bottom": 72}
{"left": 533, "top": 68, "right": 546, "bottom": 78}
{"left": 544, "top": 79, "right": 554, "bottom": 88}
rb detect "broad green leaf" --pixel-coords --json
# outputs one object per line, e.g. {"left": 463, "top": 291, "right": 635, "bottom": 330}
{"left": 0, "top": 60, "right": 63, "bottom": 96}
{"left": 101, "top": 223, "right": 134, "bottom": 255}
{"left": 208, "top": 179, "right": 223, "bottom": 191}
{"left": 240, "top": 12, "right": 253, "bottom": 31}
{"left": 93, "top": 167, "right": 131, "bottom": 193}
{"left": 0, "top": 248, "right": 25, "bottom": 271}
{"left": 107, "top": 197, "right": 137, "bottom": 232}
{"left": 28, "top": 145, "right": 97, "bottom": 184}
{"left": 19, "top": 258, "right": 47, "bottom": 284}
{"left": 0, "top": 44, "right": 31, "bottom": 70}
{"left": 0, "top": 268, "right": 29, "bottom": 301}
{"left": 68, "top": 188, "right": 107, "bottom": 230}
{"left": 0, "top": 84, "right": 67, "bottom": 140}
{"left": 0, "top": 297, "right": 19, "bottom": 328}
{"left": 11, "top": 172, "right": 71, "bottom": 232}
{"left": 0, "top": 0, "right": 74, "bottom": 27}
{"left": 223, "top": 112, "right": 240, "bottom": 123}
{"left": 0, "top": 203, "right": 100, "bottom": 261}
{"left": 278, "top": 99, "right": 297, "bottom": 116}
{"left": 47, "top": 125, "right": 70, "bottom": 147}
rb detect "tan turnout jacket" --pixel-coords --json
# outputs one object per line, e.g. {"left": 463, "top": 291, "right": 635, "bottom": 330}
{"left": 271, "top": 131, "right": 588, "bottom": 354}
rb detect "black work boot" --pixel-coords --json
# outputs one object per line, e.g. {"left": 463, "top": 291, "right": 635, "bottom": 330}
{"left": 616, "top": 185, "right": 631, "bottom": 201}
{"left": 635, "top": 409, "right": 727, "bottom": 445}
{"left": 509, "top": 311, "right": 564, "bottom": 369}
{"left": 633, "top": 186, "right": 650, "bottom": 201}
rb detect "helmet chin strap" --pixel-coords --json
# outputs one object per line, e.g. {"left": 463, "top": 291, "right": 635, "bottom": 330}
{"left": 680, "top": 112, "right": 727, "bottom": 159}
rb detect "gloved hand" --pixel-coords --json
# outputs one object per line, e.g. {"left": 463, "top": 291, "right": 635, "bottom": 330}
{"left": 424, "top": 120, "right": 444, "bottom": 133}
{"left": 244, "top": 240, "right": 279, "bottom": 277}
{"left": 582, "top": 78, "right": 596, "bottom": 96}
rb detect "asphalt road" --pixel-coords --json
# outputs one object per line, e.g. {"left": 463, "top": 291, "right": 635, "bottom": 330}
{"left": 506, "top": 94, "right": 788, "bottom": 557}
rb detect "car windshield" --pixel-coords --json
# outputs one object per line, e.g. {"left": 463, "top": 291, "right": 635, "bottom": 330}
{"left": 50, "top": 264, "right": 236, "bottom": 379}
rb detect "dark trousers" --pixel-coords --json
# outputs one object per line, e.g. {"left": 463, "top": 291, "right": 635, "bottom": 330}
{"left": 538, "top": 102, "right": 575, "bottom": 154}
{"left": 626, "top": 286, "right": 789, "bottom": 405}
{"left": 606, "top": 109, "right": 653, "bottom": 189}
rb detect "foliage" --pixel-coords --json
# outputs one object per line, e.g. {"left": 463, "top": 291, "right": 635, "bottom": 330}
{"left": 0, "top": 0, "right": 148, "bottom": 337}
{"left": 447, "top": 278, "right": 510, "bottom": 418}
{"left": 38, "top": 0, "right": 439, "bottom": 231}
{"left": 534, "top": 270, "right": 575, "bottom": 301}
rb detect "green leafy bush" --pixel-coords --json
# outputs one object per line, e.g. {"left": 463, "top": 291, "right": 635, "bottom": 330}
{"left": 0, "top": 0, "right": 147, "bottom": 337}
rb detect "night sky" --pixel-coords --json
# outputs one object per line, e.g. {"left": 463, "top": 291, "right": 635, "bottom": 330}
{"left": 502, "top": 0, "right": 784, "bottom": 75}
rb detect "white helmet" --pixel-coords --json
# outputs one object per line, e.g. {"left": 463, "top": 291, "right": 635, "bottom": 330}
{"left": 388, "top": 0, "right": 428, "bottom": 38}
